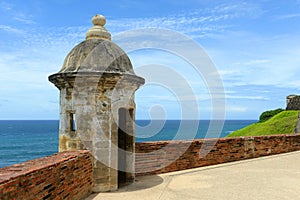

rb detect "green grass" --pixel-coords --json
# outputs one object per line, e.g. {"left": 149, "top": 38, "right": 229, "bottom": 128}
{"left": 227, "top": 111, "right": 299, "bottom": 137}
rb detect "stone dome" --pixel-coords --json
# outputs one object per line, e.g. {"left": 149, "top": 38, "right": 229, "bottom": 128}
{"left": 59, "top": 38, "right": 135, "bottom": 75}
{"left": 58, "top": 14, "right": 135, "bottom": 75}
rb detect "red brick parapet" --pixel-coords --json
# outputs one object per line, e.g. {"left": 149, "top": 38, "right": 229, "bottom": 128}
{"left": 135, "top": 134, "right": 300, "bottom": 176}
{"left": 0, "top": 150, "right": 92, "bottom": 200}
{"left": 1, "top": 134, "right": 300, "bottom": 199}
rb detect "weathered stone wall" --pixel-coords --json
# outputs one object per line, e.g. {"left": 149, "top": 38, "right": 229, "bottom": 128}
{"left": 286, "top": 95, "right": 300, "bottom": 110}
{"left": 0, "top": 151, "right": 92, "bottom": 200}
{"left": 135, "top": 134, "right": 300, "bottom": 176}
{"left": 50, "top": 73, "right": 141, "bottom": 192}
{"left": 48, "top": 14, "right": 145, "bottom": 192}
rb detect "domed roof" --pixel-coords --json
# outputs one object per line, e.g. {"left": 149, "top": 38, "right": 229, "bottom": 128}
{"left": 59, "top": 39, "right": 134, "bottom": 74}
{"left": 58, "top": 14, "right": 135, "bottom": 75}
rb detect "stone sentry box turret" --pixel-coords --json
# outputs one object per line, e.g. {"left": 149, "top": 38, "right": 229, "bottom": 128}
{"left": 286, "top": 95, "right": 300, "bottom": 110}
{"left": 49, "top": 14, "right": 144, "bottom": 192}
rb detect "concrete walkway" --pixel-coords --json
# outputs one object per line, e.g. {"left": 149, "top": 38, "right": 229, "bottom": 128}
{"left": 86, "top": 151, "right": 300, "bottom": 200}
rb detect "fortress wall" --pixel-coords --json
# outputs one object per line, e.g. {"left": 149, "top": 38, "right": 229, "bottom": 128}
{"left": 1, "top": 135, "right": 300, "bottom": 198}
{"left": 0, "top": 150, "right": 92, "bottom": 200}
{"left": 135, "top": 134, "right": 300, "bottom": 176}
{"left": 286, "top": 96, "right": 300, "bottom": 110}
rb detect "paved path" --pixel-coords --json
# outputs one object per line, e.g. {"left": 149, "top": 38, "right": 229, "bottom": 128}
{"left": 86, "top": 151, "right": 300, "bottom": 200}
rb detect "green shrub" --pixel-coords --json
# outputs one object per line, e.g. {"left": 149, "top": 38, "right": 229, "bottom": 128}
{"left": 259, "top": 108, "right": 284, "bottom": 122}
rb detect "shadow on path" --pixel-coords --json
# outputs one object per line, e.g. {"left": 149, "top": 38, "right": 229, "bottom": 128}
{"left": 87, "top": 175, "right": 164, "bottom": 199}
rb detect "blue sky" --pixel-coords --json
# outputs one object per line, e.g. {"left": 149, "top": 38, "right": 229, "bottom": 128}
{"left": 0, "top": 0, "right": 300, "bottom": 120}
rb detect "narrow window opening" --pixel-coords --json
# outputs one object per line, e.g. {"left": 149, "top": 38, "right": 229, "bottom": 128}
{"left": 70, "top": 113, "right": 76, "bottom": 131}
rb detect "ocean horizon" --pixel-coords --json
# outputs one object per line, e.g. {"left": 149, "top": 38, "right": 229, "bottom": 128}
{"left": 0, "top": 119, "right": 256, "bottom": 168}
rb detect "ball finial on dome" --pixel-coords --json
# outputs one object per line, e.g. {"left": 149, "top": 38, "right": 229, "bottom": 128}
{"left": 92, "top": 14, "right": 106, "bottom": 26}
{"left": 86, "top": 14, "right": 111, "bottom": 40}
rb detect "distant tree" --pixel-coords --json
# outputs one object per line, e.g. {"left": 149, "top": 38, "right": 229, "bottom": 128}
{"left": 259, "top": 108, "right": 284, "bottom": 122}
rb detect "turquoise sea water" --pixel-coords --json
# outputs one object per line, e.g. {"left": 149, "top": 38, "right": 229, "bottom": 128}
{"left": 0, "top": 120, "right": 256, "bottom": 168}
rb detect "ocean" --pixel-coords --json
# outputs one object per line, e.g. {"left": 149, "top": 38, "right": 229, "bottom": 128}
{"left": 0, "top": 120, "right": 256, "bottom": 168}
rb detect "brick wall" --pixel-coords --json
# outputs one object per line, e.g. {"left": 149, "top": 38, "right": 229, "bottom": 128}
{"left": 135, "top": 134, "right": 300, "bottom": 176}
{"left": 0, "top": 150, "right": 92, "bottom": 200}
{"left": 1, "top": 134, "right": 300, "bottom": 199}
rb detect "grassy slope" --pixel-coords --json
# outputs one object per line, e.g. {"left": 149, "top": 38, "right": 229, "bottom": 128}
{"left": 227, "top": 111, "right": 299, "bottom": 137}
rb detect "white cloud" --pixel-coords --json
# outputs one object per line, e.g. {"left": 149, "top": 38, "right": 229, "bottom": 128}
{"left": 107, "top": 1, "right": 263, "bottom": 38}
{"left": 276, "top": 13, "right": 300, "bottom": 20}
{"left": 0, "top": 0, "right": 299, "bottom": 119}
{"left": 207, "top": 2, "right": 264, "bottom": 18}
{"left": 0, "top": 1, "right": 12, "bottom": 11}
{"left": 138, "top": 94, "right": 211, "bottom": 102}
{"left": 0, "top": 1, "right": 36, "bottom": 25}
{"left": 211, "top": 69, "right": 238, "bottom": 76}
{"left": 13, "top": 16, "right": 36, "bottom": 25}
{"left": 226, "top": 106, "right": 247, "bottom": 112}
{"left": 233, "top": 59, "right": 271, "bottom": 66}
{"left": 208, "top": 29, "right": 300, "bottom": 89}
{"left": 226, "top": 95, "right": 269, "bottom": 101}
{"left": 0, "top": 25, "right": 25, "bottom": 34}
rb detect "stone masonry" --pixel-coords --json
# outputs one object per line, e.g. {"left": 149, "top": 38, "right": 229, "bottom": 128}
{"left": 49, "top": 14, "right": 144, "bottom": 192}
{"left": 286, "top": 94, "right": 300, "bottom": 110}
